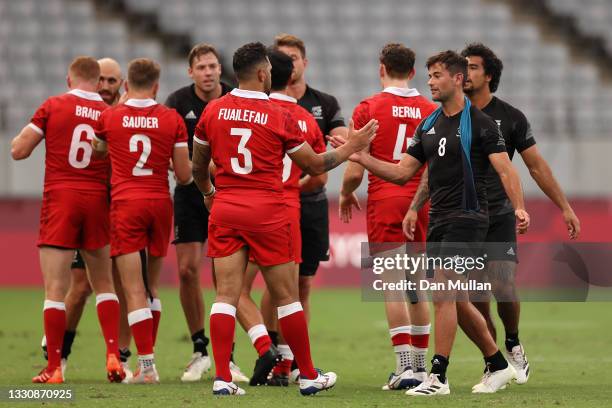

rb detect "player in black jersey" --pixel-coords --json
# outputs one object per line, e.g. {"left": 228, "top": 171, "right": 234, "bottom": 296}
{"left": 461, "top": 43, "right": 580, "bottom": 383}
{"left": 331, "top": 50, "right": 529, "bottom": 395}
{"left": 165, "top": 43, "right": 248, "bottom": 383}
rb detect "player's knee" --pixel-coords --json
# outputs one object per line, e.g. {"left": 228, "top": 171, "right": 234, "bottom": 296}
{"left": 178, "top": 262, "right": 199, "bottom": 283}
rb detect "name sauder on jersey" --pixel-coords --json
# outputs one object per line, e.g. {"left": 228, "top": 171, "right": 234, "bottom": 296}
{"left": 122, "top": 116, "right": 159, "bottom": 128}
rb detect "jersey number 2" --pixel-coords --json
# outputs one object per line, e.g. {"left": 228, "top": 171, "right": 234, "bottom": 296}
{"left": 130, "top": 134, "right": 152, "bottom": 176}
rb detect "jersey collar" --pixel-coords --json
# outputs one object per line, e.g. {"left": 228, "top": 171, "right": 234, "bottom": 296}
{"left": 68, "top": 89, "right": 104, "bottom": 102}
{"left": 269, "top": 92, "right": 297, "bottom": 103}
{"left": 382, "top": 87, "right": 420, "bottom": 97}
{"left": 124, "top": 98, "right": 158, "bottom": 107}
{"left": 230, "top": 88, "right": 269, "bottom": 100}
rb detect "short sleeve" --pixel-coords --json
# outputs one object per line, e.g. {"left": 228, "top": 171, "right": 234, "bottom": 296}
{"left": 93, "top": 110, "right": 109, "bottom": 142}
{"left": 406, "top": 123, "right": 426, "bottom": 163}
{"left": 325, "top": 94, "right": 346, "bottom": 131}
{"left": 175, "top": 114, "right": 188, "bottom": 147}
{"left": 193, "top": 111, "right": 208, "bottom": 146}
{"left": 480, "top": 117, "right": 507, "bottom": 156}
{"left": 29, "top": 98, "right": 51, "bottom": 137}
{"left": 282, "top": 112, "right": 306, "bottom": 153}
{"left": 351, "top": 101, "right": 370, "bottom": 131}
{"left": 512, "top": 109, "right": 536, "bottom": 153}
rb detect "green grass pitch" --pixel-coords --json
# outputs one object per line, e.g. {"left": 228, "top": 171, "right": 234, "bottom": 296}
{"left": 0, "top": 288, "right": 610, "bottom": 407}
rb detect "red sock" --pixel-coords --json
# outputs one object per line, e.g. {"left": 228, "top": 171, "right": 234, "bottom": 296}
{"left": 274, "top": 344, "right": 293, "bottom": 376}
{"left": 278, "top": 302, "right": 317, "bottom": 380}
{"left": 389, "top": 325, "right": 411, "bottom": 347}
{"left": 128, "top": 308, "right": 154, "bottom": 355}
{"left": 411, "top": 324, "right": 430, "bottom": 349}
{"left": 96, "top": 294, "right": 120, "bottom": 357}
{"left": 43, "top": 300, "right": 66, "bottom": 371}
{"left": 149, "top": 298, "right": 162, "bottom": 347}
{"left": 210, "top": 303, "right": 236, "bottom": 382}
{"left": 248, "top": 324, "right": 271, "bottom": 357}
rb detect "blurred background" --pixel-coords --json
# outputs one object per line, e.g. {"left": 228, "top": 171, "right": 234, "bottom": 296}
{"left": 1, "top": 0, "right": 611, "bottom": 286}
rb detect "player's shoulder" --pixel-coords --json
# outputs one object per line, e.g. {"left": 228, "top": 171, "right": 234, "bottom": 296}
{"left": 491, "top": 96, "right": 528, "bottom": 123}
{"left": 305, "top": 85, "right": 339, "bottom": 105}
{"left": 470, "top": 104, "right": 496, "bottom": 125}
{"left": 166, "top": 84, "right": 193, "bottom": 102}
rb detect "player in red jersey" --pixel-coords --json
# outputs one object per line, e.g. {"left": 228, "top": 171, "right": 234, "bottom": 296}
{"left": 339, "top": 44, "right": 437, "bottom": 391}
{"left": 11, "top": 57, "right": 124, "bottom": 384}
{"left": 191, "top": 42, "right": 377, "bottom": 396}
{"left": 237, "top": 48, "right": 328, "bottom": 387}
{"left": 92, "top": 58, "right": 192, "bottom": 384}
{"left": 41, "top": 58, "right": 137, "bottom": 381}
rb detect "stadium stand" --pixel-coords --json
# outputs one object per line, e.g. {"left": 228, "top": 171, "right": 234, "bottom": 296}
{"left": 1, "top": 0, "right": 610, "bottom": 143}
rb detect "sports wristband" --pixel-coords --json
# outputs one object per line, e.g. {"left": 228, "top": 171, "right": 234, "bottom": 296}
{"left": 203, "top": 185, "right": 216, "bottom": 197}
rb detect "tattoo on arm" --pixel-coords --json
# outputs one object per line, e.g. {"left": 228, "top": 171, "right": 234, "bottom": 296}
{"left": 409, "top": 171, "right": 430, "bottom": 211}
{"left": 322, "top": 151, "right": 340, "bottom": 172}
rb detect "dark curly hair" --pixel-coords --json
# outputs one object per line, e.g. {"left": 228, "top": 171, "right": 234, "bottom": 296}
{"left": 426, "top": 50, "right": 467, "bottom": 83}
{"left": 379, "top": 43, "right": 415, "bottom": 79}
{"left": 461, "top": 42, "right": 503, "bottom": 93}
{"left": 232, "top": 42, "right": 268, "bottom": 81}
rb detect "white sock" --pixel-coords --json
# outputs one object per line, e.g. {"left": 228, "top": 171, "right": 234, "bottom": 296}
{"left": 138, "top": 353, "right": 155, "bottom": 370}
{"left": 393, "top": 344, "right": 411, "bottom": 375}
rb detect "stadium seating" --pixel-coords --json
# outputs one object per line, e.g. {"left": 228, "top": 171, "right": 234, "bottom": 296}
{"left": 1, "top": 0, "right": 609, "bottom": 143}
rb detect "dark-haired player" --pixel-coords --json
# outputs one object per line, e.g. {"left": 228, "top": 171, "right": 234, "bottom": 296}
{"left": 164, "top": 43, "right": 248, "bottom": 383}
{"left": 340, "top": 43, "right": 436, "bottom": 391}
{"left": 191, "top": 42, "right": 377, "bottom": 396}
{"left": 330, "top": 50, "right": 527, "bottom": 395}
{"left": 272, "top": 35, "right": 346, "bottom": 346}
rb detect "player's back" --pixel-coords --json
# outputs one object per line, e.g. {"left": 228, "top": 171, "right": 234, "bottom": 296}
{"left": 30, "top": 89, "right": 110, "bottom": 192}
{"left": 96, "top": 99, "right": 187, "bottom": 201}
{"left": 270, "top": 94, "right": 326, "bottom": 205}
{"left": 353, "top": 88, "right": 436, "bottom": 200}
{"left": 195, "top": 89, "right": 305, "bottom": 231}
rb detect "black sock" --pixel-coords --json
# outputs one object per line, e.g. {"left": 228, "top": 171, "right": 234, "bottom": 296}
{"left": 268, "top": 331, "right": 279, "bottom": 347}
{"left": 505, "top": 331, "right": 520, "bottom": 352}
{"left": 230, "top": 342, "right": 236, "bottom": 363}
{"left": 191, "top": 329, "right": 209, "bottom": 356}
{"left": 430, "top": 354, "right": 449, "bottom": 383}
{"left": 291, "top": 359, "right": 298, "bottom": 372}
{"left": 119, "top": 348, "right": 131, "bottom": 363}
{"left": 61, "top": 330, "right": 76, "bottom": 359}
{"left": 484, "top": 350, "right": 508, "bottom": 372}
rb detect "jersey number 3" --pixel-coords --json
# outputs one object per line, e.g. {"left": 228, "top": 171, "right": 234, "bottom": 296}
{"left": 230, "top": 128, "right": 253, "bottom": 175}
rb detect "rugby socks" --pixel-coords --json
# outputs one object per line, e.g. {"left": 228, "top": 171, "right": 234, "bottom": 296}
{"left": 149, "top": 298, "right": 162, "bottom": 347}
{"left": 390, "top": 325, "right": 412, "bottom": 375}
{"left": 247, "top": 324, "right": 272, "bottom": 357}
{"left": 61, "top": 330, "right": 76, "bottom": 359}
{"left": 119, "top": 347, "right": 131, "bottom": 363}
{"left": 411, "top": 324, "right": 431, "bottom": 373}
{"left": 128, "top": 308, "right": 154, "bottom": 356}
{"left": 505, "top": 331, "right": 520, "bottom": 352}
{"left": 277, "top": 302, "right": 317, "bottom": 380}
{"left": 43, "top": 300, "right": 66, "bottom": 371}
{"left": 273, "top": 344, "right": 294, "bottom": 376}
{"left": 210, "top": 303, "right": 236, "bottom": 382}
{"left": 191, "top": 329, "right": 209, "bottom": 356}
{"left": 430, "top": 354, "right": 449, "bottom": 384}
{"left": 484, "top": 350, "right": 509, "bottom": 372}
{"left": 96, "top": 293, "right": 120, "bottom": 357}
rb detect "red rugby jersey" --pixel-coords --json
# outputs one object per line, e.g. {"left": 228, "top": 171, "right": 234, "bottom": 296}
{"left": 29, "top": 89, "right": 110, "bottom": 193}
{"left": 352, "top": 87, "right": 437, "bottom": 201}
{"left": 94, "top": 98, "right": 188, "bottom": 201}
{"left": 194, "top": 88, "right": 305, "bottom": 231}
{"left": 270, "top": 93, "right": 326, "bottom": 208}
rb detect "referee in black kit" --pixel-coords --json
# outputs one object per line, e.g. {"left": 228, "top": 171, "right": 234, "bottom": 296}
{"left": 165, "top": 43, "right": 249, "bottom": 383}
{"left": 273, "top": 34, "right": 347, "bottom": 325}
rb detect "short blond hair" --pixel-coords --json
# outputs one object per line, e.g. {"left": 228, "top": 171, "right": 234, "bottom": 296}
{"left": 274, "top": 33, "right": 306, "bottom": 58}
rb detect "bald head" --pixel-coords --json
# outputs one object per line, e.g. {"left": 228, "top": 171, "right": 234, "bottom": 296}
{"left": 98, "top": 58, "right": 123, "bottom": 105}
